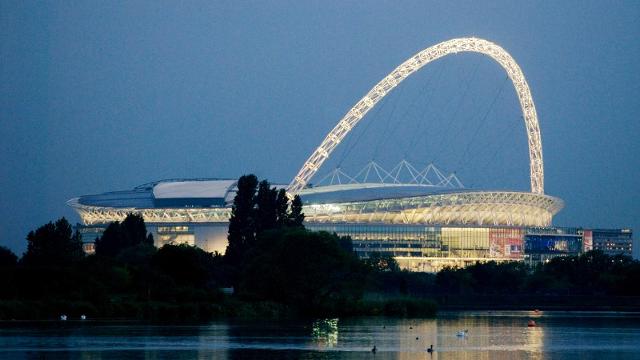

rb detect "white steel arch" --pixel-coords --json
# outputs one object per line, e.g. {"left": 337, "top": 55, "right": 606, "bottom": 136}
{"left": 287, "top": 37, "right": 544, "bottom": 195}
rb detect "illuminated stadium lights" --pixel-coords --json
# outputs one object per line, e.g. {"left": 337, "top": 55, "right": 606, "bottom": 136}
{"left": 287, "top": 37, "right": 544, "bottom": 196}
{"left": 69, "top": 181, "right": 563, "bottom": 228}
{"left": 301, "top": 190, "right": 561, "bottom": 228}
{"left": 68, "top": 197, "right": 232, "bottom": 225}
{"left": 300, "top": 161, "right": 561, "bottom": 227}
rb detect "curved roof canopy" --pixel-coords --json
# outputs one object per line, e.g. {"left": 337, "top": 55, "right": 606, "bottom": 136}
{"left": 78, "top": 179, "right": 238, "bottom": 209}
{"left": 76, "top": 179, "right": 469, "bottom": 209}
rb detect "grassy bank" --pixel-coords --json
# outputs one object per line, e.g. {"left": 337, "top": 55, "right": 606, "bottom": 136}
{"left": 0, "top": 296, "right": 438, "bottom": 321}
{"left": 435, "top": 294, "right": 640, "bottom": 311}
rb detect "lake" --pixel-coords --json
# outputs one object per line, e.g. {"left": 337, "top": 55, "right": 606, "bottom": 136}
{"left": 1, "top": 311, "right": 639, "bottom": 359}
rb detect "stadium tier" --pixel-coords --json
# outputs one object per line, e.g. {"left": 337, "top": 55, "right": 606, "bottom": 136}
{"left": 67, "top": 176, "right": 631, "bottom": 272}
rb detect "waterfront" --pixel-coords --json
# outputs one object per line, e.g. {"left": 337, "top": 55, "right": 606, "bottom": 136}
{"left": 1, "top": 311, "right": 639, "bottom": 359}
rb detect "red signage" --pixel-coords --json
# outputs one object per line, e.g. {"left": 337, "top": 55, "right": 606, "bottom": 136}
{"left": 489, "top": 228, "right": 524, "bottom": 259}
{"left": 583, "top": 230, "right": 593, "bottom": 252}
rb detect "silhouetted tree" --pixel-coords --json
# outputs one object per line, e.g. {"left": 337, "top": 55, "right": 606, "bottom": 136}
{"left": 0, "top": 246, "right": 18, "bottom": 298}
{"left": 96, "top": 222, "right": 125, "bottom": 258}
{"left": 0, "top": 246, "right": 17, "bottom": 270}
{"left": 95, "top": 214, "right": 154, "bottom": 258}
{"left": 255, "top": 180, "right": 278, "bottom": 234}
{"left": 153, "top": 244, "right": 220, "bottom": 288}
{"left": 238, "top": 228, "right": 367, "bottom": 315}
{"left": 466, "top": 261, "right": 527, "bottom": 294}
{"left": 534, "top": 250, "right": 640, "bottom": 296}
{"left": 21, "top": 218, "right": 83, "bottom": 267}
{"left": 275, "top": 189, "right": 289, "bottom": 228}
{"left": 337, "top": 234, "right": 354, "bottom": 253}
{"left": 288, "top": 195, "right": 305, "bottom": 227}
{"left": 435, "top": 266, "right": 474, "bottom": 294}
{"left": 225, "top": 174, "right": 258, "bottom": 267}
{"left": 363, "top": 252, "right": 400, "bottom": 272}
{"left": 121, "top": 214, "right": 154, "bottom": 247}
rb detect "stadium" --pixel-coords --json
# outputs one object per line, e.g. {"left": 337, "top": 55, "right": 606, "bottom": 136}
{"left": 68, "top": 38, "right": 629, "bottom": 271}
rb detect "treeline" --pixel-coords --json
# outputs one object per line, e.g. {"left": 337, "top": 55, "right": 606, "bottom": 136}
{"left": 0, "top": 216, "right": 227, "bottom": 320}
{"left": 2, "top": 174, "right": 637, "bottom": 319}
{"left": 0, "top": 175, "right": 435, "bottom": 320}
{"left": 218, "top": 175, "right": 435, "bottom": 317}
{"left": 365, "top": 252, "right": 640, "bottom": 297}
{"left": 435, "top": 252, "right": 640, "bottom": 297}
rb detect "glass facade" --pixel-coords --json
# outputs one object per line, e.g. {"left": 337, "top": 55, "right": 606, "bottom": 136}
{"left": 157, "top": 225, "right": 195, "bottom": 247}
{"left": 77, "top": 222, "right": 230, "bottom": 255}
{"left": 77, "top": 226, "right": 103, "bottom": 254}
{"left": 524, "top": 234, "right": 582, "bottom": 253}
{"left": 523, "top": 233, "right": 583, "bottom": 266}
{"left": 592, "top": 229, "right": 633, "bottom": 256}
{"left": 306, "top": 223, "right": 587, "bottom": 272}
{"left": 307, "top": 223, "right": 528, "bottom": 259}
{"left": 76, "top": 221, "right": 630, "bottom": 272}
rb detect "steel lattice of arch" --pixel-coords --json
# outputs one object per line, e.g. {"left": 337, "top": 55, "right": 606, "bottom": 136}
{"left": 287, "top": 37, "right": 545, "bottom": 195}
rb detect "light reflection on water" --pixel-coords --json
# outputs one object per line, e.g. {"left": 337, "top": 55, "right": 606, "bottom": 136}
{"left": 312, "top": 318, "right": 339, "bottom": 348}
{"left": 0, "top": 311, "right": 639, "bottom": 359}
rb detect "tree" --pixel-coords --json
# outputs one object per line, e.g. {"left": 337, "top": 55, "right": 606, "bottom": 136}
{"left": 0, "top": 246, "right": 18, "bottom": 270}
{"left": 337, "top": 234, "right": 354, "bottom": 253}
{"left": 288, "top": 195, "right": 305, "bottom": 227}
{"left": 95, "top": 222, "right": 125, "bottom": 258}
{"left": 95, "top": 213, "right": 154, "bottom": 258}
{"left": 275, "top": 189, "right": 289, "bottom": 228}
{"left": 121, "top": 214, "right": 154, "bottom": 247}
{"left": 238, "top": 228, "right": 367, "bottom": 315}
{"left": 225, "top": 174, "right": 258, "bottom": 267}
{"left": 153, "top": 244, "right": 220, "bottom": 288}
{"left": 435, "top": 266, "right": 474, "bottom": 294}
{"left": 363, "top": 252, "right": 400, "bottom": 272}
{"left": 0, "top": 246, "right": 18, "bottom": 298}
{"left": 255, "top": 180, "right": 278, "bottom": 234}
{"left": 225, "top": 175, "right": 307, "bottom": 285}
{"left": 22, "top": 218, "right": 83, "bottom": 267}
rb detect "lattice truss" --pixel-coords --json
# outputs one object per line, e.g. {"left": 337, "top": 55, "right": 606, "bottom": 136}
{"left": 315, "top": 160, "right": 464, "bottom": 188}
{"left": 68, "top": 198, "right": 232, "bottom": 226}
{"left": 302, "top": 191, "right": 563, "bottom": 228}
{"left": 70, "top": 189, "right": 563, "bottom": 228}
{"left": 288, "top": 37, "right": 544, "bottom": 196}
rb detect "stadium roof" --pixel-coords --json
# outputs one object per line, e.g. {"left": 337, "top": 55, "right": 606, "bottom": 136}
{"left": 78, "top": 179, "right": 238, "bottom": 209}
{"left": 299, "top": 183, "right": 472, "bottom": 204}
{"left": 76, "top": 178, "right": 470, "bottom": 209}
{"left": 70, "top": 178, "right": 563, "bottom": 228}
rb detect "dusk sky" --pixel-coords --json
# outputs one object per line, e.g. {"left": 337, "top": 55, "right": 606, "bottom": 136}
{"left": 1, "top": 1, "right": 639, "bottom": 256}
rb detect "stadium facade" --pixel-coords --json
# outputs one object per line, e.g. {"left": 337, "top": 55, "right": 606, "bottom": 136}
{"left": 68, "top": 37, "right": 633, "bottom": 271}
{"left": 68, "top": 169, "right": 632, "bottom": 272}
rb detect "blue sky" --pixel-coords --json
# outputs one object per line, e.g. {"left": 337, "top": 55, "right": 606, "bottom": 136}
{"left": 1, "top": 1, "right": 639, "bottom": 257}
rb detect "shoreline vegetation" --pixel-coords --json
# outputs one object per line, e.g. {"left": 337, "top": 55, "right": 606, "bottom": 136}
{"left": 1, "top": 175, "right": 639, "bottom": 321}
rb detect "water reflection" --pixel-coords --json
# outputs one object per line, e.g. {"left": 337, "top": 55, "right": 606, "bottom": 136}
{"left": 1, "top": 311, "right": 639, "bottom": 359}
{"left": 312, "top": 318, "right": 339, "bottom": 348}
{"left": 337, "top": 315, "right": 547, "bottom": 360}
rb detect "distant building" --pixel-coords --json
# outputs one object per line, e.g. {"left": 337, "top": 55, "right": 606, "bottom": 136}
{"left": 523, "top": 231, "right": 583, "bottom": 266}
{"left": 591, "top": 229, "right": 633, "bottom": 257}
